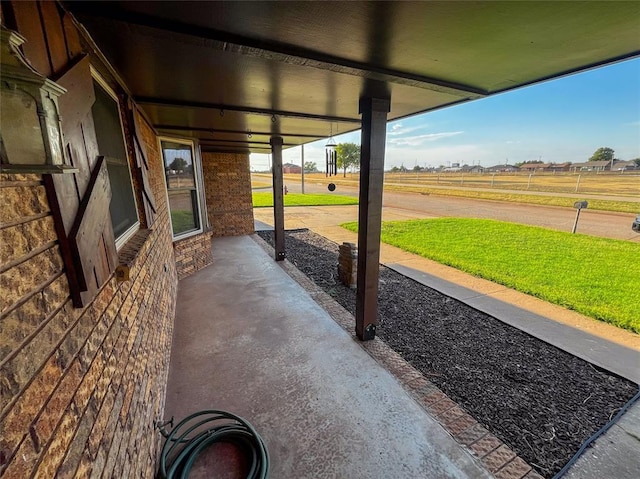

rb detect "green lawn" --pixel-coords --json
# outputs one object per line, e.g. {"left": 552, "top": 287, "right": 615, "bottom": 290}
{"left": 253, "top": 192, "right": 358, "bottom": 207}
{"left": 170, "top": 210, "right": 196, "bottom": 235}
{"left": 342, "top": 218, "right": 640, "bottom": 332}
{"left": 386, "top": 186, "right": 639, "bottom": 214}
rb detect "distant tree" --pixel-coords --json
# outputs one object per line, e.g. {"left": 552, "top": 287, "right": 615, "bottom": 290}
{"left": 169, "top": 157, "right": 188, "bottom": 172}
{"left": 304, "top": 161, "right": 317, "bottom": 172}
{"left": 336, "top": 143, "right": 361, "bottom": 177}
{"left": 390, "top": 166, "right": 400, "bottom": 173}
{"left": 412, "top": 164, "right": 423, "bottom": 171}
{"left": 589, "top": 147, "right": 615, "bottom": 162}
{"left": 515, "top": 160, "right": 544, "bottom": 167}
{"left": 632, "top": 158, "right": 640, "bottom": 167}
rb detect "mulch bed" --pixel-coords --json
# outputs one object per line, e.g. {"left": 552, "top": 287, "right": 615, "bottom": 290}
{"left": 257, "top": 229, "right": 638, "bottom": 478}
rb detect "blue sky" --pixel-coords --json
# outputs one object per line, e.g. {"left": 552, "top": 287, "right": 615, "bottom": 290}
{"left": 250, "top": 58, "right": 640, "bottom": 171}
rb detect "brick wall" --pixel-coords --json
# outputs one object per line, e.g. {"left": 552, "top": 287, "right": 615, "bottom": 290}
{"left": 201, "top": 152, "right": 254, "bottom": 237}
{"left": 0, "top": 113, "right": 178, "bottom": 477}
{"left": 173, "top": 232, "right": 214, "bottom": 280}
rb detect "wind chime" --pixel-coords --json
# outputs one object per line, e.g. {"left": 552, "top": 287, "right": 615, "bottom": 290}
{"left": 325, "top": 124, "right": 337, "bottom": 177}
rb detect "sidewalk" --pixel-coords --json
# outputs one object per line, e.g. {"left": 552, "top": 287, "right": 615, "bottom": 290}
{"left": 254, "top": 205, "right": 640, "bottom": 479}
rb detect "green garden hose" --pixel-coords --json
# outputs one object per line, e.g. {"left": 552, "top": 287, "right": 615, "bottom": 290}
{"left": 157, "top": 410, "right": 269, "bottom": 479}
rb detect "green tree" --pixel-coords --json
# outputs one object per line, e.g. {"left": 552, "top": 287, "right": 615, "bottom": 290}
{"left": 515, "top": 160, "right": 544, "bottom": 167}
{"left": 304, "top": 161, "right": 317, "bottom": 172}
{"left": 336, "top": 142, "right": 361, "bottom": 177}
{"left": 169, "top": 157, "right": 188, "bottom": 172}
{"left": 589, "top": 147, "right": 615, "bottom": 162}
{"left": 412, "top": 164, "right": 423, "bottom": 171}
{"left": 632, "top": 158, "right": 640, "bottom": 167}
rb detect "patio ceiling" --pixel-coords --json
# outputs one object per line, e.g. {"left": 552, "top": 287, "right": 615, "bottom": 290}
{"left": 66, "top": 1, "right": 640, "bottom": 154}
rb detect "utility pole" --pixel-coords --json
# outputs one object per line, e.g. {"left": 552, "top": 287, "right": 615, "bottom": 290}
{"left": 301, "top": 144, "right": 305, "bottom": 194}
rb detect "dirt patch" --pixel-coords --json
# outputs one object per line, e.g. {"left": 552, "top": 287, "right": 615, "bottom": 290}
{"left": 257, "top": 229, "right": 638, "bottom": 478}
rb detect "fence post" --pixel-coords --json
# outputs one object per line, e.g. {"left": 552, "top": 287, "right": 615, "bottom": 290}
{"left": 575, "top": 174, "right": 581, "bottom": 193}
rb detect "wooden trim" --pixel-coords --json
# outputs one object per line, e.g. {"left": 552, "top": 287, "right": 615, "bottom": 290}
{"left": 0, "top": 211, "right": 50, "bottom": 229}
{"left": 68, "top": 155, "right": 116, "bottom": 305}
{"left": 43, "top": 174, "right": 83, "bottom": 306}
{"left": 127, "top": 101, "right": 157, "bottom": 227}
{"left": 0, "top": 180, "right": 44, "bottom": 189}
{"left": 0, "top": 241, "right": 57, "bottom": 275}
{"left": 0, "top": 270, "right": 65, "bottom": 323}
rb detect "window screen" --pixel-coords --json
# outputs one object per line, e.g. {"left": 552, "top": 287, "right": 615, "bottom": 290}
{"left": 91, "top": 80, "right": 139, "bottom": 242}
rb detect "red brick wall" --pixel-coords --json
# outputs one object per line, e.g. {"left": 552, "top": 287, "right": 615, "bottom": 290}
{"left": 0, "top": 110, "right": 178, "bottom": 478}
{"left": 173, "top": 232, "right": 213, "bottom": 280}
{"left": 201, "top": 152, "right": 254, "bottom": 237}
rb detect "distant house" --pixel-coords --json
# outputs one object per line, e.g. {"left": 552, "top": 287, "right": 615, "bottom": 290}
{"left": 571, "top": 160, "right": 611, "bottom": 172}
{"left": 612, "top": 160, "right": 640, "bottom": 171}
{"left": 548, "top": 162, "right": 572, "bottom": 172}
{"left": 485, "top": 164, "right": 519, "bottom": 172}
{"left": 519, "top": 163, "right": 549, "bottom": 172}
{"left": 283, "top": 162, "right": 302, "bottom": 174}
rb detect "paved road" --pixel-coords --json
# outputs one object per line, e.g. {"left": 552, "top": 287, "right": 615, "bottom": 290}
{"left": 276, "top": 181, "right": 640, "bottom": 242}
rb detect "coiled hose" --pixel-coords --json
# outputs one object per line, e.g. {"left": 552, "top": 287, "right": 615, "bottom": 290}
{"left": 157, "top": 410, "right": 269, "bottom": 479}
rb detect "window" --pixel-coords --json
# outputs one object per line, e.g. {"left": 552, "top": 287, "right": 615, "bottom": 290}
{"left": 91, "top": 71, "right": 139, "bottom": 248}
{"left": 160, "top": 138, "right": 204, "bottom": 239}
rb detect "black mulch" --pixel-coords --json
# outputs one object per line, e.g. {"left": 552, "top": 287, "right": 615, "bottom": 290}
{"left": 257, "top": 229, "right": 638, "bottom": 478}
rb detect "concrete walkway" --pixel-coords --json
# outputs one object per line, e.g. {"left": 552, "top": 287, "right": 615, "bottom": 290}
{"left": 165, "top": 236, "right": 494, "bottom": 478}
{"left": 253, "top": 205, "right": 640, "bottom": 479}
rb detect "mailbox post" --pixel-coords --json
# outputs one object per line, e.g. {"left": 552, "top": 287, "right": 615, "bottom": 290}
{"left": 572, "top": 200, "right": 588, "bottom": 233}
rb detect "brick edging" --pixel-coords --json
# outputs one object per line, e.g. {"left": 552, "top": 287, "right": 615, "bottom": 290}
{"left": 251, "top": 233, "right": 545, "bottom": 479}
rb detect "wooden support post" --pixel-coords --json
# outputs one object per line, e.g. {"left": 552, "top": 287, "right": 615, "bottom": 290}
{"left": 270, "top": 136, "right": 285, "bottom": 261}
{"left": 356, "top": 97, "right": 390, "bottom": 341}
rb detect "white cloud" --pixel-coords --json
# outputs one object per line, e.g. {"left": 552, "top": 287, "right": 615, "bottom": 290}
{"left": 387, "top": 124, "right": 426, "bottom": 136}
{"left": 389, "top": 131, "right": 463, "bottom": 146}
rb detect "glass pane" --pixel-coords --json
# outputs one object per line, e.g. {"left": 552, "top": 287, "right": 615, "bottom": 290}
{"left": 91, "top": 80, "right": 138, "bottom": 243}
{"left": 0, "top": 88, "right": 47, "bottom": 165}
{"left": 168, "top": 190, "right": 200, "bottom": 235}
{"left": 162, "top": 141, "right": 195, "bottom": 189}
{"left": 106, "top": 159, "right": 138, "bottom": 238}
{"left": 91, "top": 81, "right": 128, "bottom": 160}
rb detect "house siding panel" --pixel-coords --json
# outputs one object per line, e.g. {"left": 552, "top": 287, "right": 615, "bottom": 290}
{"left": 173, "top": 232, "right": 213, "bottom": 280}
{"left": 0, "top": 4, "right": 179, "bottom": 477}
{"left": 202, "top": 152, "right": 254, "bottom": 238}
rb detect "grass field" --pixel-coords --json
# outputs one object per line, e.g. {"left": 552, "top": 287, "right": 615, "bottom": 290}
{"left": 342, "top": 218, "right": 640, "bottom": 332}
{"left": 387, "top": 187, "right": 639, "bottom": 213}
{"left": 252, "top": 192, "right": 358, "bottom": 207}
{"left": 255, "top": 172, "right": 639, "bottom": 213}
{"left": 384, "top": 171, "right": 640, "bottom": 196}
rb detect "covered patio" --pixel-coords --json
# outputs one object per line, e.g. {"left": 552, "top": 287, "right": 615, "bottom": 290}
{"left": 2, "top": 2, "right": 638, "bottom": 478}
{"left": 165, "top": 235, "right": 495, "bottom": 478}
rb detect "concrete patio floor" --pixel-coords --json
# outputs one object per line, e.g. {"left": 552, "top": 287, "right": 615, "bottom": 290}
{"left": 250, "top": 206, "right": 640, "bottom": 479}
{"left": 163, "top": 236, "right": 494, "bottom": 478}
